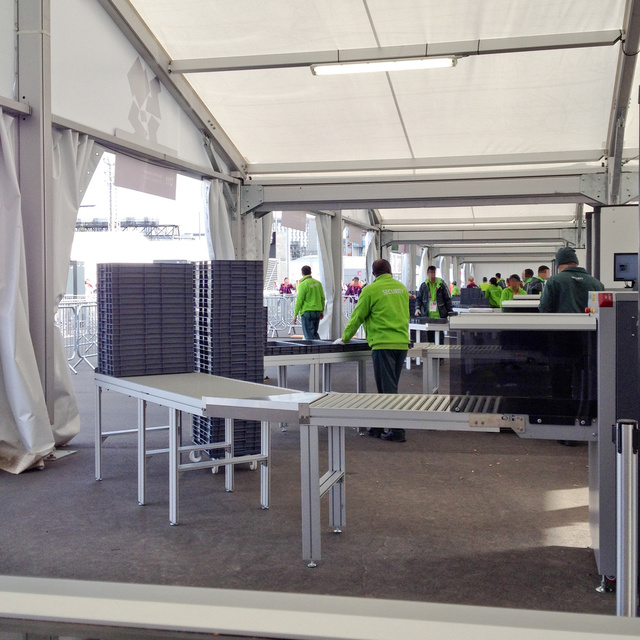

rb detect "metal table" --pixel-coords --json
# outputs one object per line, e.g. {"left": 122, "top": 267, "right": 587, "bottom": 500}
{"left": 95, "top": 372, "right": 313, "bottom": 525}
{"left": 265, "top": 350, "right": 371, "bottom": 394}
{"left": 408, "top": 320, "right": 448, "bottom": 367}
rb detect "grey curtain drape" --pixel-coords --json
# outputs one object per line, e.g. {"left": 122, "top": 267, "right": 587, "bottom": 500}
{"left": 0, "top": 110, "right": 54, "bottom": 473}
{"left": 316, "top": 213, "right": 334, "bottom": 340}
{"left": 205, "top": 180, "right": 235, "bottom": 260}
{"left": 51, "top": 130, "right": 103, "bottom": 446}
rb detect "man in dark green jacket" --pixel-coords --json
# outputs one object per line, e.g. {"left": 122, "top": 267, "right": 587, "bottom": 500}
{"left": 335, "top": 259, "right": 410, "bottom": 442}
{"left": 539, "top": 248, "right": 604, "bottom": 313}
{"left": 293, "top": 265, "right": 325, "bottom": 340}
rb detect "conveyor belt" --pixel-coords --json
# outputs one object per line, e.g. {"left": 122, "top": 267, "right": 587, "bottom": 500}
{"left": 310, "top": 392, "right": 503, "bottom": 414}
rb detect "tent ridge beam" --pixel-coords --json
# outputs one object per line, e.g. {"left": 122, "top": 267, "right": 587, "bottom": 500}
{"left": 169, "top": 30, "right": 621, "bottom": 74}
{"left": 242, "top": 172, "right": 638, "bottom": 213}
{"left": 246, "top": 150, "right": 615, "bottom": 176}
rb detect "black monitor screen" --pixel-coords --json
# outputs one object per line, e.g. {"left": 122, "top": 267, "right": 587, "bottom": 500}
{"left": 614, "top": 253, "right": 638, "bottom": 281}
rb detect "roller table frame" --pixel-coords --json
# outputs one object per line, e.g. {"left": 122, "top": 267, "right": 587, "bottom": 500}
{"left": 94, "top": 372, "right": 315, "bottom": 525}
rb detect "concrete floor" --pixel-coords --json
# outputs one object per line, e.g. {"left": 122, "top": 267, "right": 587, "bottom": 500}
{"left": 0, "top": 358, "right": 615, "bottom": 616}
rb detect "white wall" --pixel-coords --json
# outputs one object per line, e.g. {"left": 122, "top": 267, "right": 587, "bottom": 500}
{"left": 599, "top": 205, "right": 639, "bottom": 288}
{"left": 51, "top": 0, "right": 211, "bottom": 169}
{"left": 0, "top": 2, "right": 15, "bottom": 99}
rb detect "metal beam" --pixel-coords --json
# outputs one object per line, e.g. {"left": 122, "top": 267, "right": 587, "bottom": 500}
{"left": 51, "top": 116, "right": 240, "bottom": 184}
{"left": 170, "top": 30, "right": 621, "bottom": 74}
{"left": 96, "top": 0, "right": 247, "bottom": 177}
{"left": 381, "top": 228, "right": 577, "bottom": 246}
{"left": 17, "top": 0, "right": 55, "bottom": 418}
{"left": 242, "top": 172, "right": 621, "bottom": 214}
{"left": 0, "top": 94, "right": 31, "bottom": 116}
{"left": 247, "top": 150, "right": 610, "bottom": 176}
{"left": 606, "top": 0, "right": 640, "bottom": 203}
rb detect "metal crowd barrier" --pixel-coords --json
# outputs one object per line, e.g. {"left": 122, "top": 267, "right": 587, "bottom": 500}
{"left": 55, "top": 296, "right": 98, "bottom": 373}
{"left": 264, "top": 293, "right": 362, "bottom": 338}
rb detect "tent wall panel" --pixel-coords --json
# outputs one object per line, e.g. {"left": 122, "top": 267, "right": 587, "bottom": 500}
{"left": 51, "top": 0, "right": 211, "bottom": 169}
{"left": 0, "top": 2, "right": 15, "bottom": 99}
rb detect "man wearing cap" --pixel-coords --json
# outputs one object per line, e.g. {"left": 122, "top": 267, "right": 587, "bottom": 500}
{"left": 539, "top": 248, "right": 604, "bottom": 313}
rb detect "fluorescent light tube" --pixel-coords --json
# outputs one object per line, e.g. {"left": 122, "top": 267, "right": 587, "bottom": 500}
{"left": 311, "top": 57, "right": 456, "bottom": 76}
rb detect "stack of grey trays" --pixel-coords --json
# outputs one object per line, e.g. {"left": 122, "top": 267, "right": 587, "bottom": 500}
{"left": 97, "top": 263, "right": 194, "bottom": 377}
{"left": 192, "top": 260, "right": 265, "bottom": 458}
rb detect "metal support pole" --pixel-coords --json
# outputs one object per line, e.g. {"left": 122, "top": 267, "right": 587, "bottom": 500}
{"left": 614, "top": 419, "right": 639, "bottom": 617}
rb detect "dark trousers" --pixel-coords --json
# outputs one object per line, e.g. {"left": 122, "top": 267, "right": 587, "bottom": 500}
{"left": 301, "top": 311, "right": 321, "bottom": 340}
{"left": 371, "top": 349, "right": 407, "bottom": 437}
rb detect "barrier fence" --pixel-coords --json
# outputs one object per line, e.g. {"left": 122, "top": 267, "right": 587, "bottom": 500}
{"left": 55, "top": 296, "right": 98, "bottom": 373}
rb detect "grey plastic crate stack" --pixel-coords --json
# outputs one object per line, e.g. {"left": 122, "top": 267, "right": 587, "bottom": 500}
{"left": 192, "top": 261, "right": 265, "bottom": 458}
{"left": 97, "top": 263, "right": 195, "bottom": 377}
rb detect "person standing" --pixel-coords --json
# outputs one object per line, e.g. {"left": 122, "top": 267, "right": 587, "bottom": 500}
{"left": 522, "top": 269, "right": 535, "bottom": 291}
{"left": 479, "top": 277, "right": 490, "bottom": 292}
{"left": 335, "top": 259, "right": 410, "bottom": 442}
{"left": 539, "top": 249, "right": 603, "bottom": 313}
{"left": 343, "top": 276, "right": 362, "bottom": 302}
{"left": 293, "top": 265, "right": 325, "bottom": 340}
{"left": 539, "top": 247, "right": 604, "bottom": 446}
{"left": 415, "top": 266, "right": 453, "bottom": 320}
{"left": 279, "top": 277, "right": 295, "bottom": 295}
{"left": 525, "top": 265, "right": 550, "bottom": 295}
{"left": 500, "top": 274, "right": 526, "bottom": 309}
{"left": 450, "top": 280, "right": 461, "bottom": 296}
{"left": 466, "top": 276, "right": 478, "bottom": 288}
{"left": 484, "top": 277, "right": 503, "bottom": 308}
{"left": 495, "top": 273, "right": 506, "bottom": 289}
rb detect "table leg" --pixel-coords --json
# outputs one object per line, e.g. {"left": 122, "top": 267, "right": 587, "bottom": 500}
{"left": 95, "top": 385, "right": 103, "bottom": 481}
{"left": 137, "top": 399, "right": 147, "bottom": 505}
{"left": 328, "top": 425, "right": 346, "bottom": 533}
{"left": 169, "top": 408, "right": 179, "bottom": 525}
{"left": 300, "top": 424, "right": 321, "bottom": 567}
{"left": 356, "top": 360, "right": 367, "bottom": 393}
{"left": 278, "top": 366, "right": 288, "bottom": 432}
{"left": 225, "top": 418, "right": 234, "bottom": 492}
{"left": 260, "top": 420, "right": 270, "bottom": 509}
{"left": 309, "top": 363, "right": 322, "bottom": 393}
{"left": 322, "top": 363, "right": 331, "bottom": 392}
{"left": 356, "top": 360, "right": 368, "bottom": 435}
{"left": 414, "top": 329, "right": 422, "bottom": 367}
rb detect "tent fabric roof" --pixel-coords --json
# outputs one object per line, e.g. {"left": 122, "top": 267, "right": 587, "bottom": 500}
{"left": 125, "top": 0, "right": 638, "bottom": 229}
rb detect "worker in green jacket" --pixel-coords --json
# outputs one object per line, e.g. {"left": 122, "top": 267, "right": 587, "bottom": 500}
{"left": 484, "top": 277, "right": 503, "bottom": 308}
{"left": 539, "top": 248, "right": 604, "bottom": 313}
{"left": 293, "top": 265, "right": 325, "bottom": 340}
{"left": 450, "top": 280, "right": 461, "bottom": 296}
{"left": 500, "top": 274, "right": 526, "bottom": 310}
{"left": 334, "top": 259, "right": 410, "bottom": 442}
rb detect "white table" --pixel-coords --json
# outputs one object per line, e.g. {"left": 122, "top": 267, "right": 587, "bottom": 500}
{"left": 95, "top": 372, "right": 312, "bottom": 525}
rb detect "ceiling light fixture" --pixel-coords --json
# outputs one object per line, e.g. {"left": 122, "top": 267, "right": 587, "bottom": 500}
{"left": 311, "top": 56, "right": 457, "bottom": 76}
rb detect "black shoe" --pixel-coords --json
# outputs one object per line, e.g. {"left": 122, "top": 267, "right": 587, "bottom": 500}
{"left": 381, "top": 431, "right": 406, "bottom": 443}
{"left": 368, "top": 428, "right": 383, "bottom": 438}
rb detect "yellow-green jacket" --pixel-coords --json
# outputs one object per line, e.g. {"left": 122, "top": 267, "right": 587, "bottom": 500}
{"left": 294, "top": 275, "right": 325, "bottom": 318}
{"left": 343, "top": 274, "right": 410, "bottom": 350}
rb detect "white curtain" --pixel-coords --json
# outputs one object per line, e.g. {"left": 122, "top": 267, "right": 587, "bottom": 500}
{"left": 241, "top": 212, "right": 273, "bottom": 286}
{"left": 205, "top": 180, "right": 235, "bottom": 260}
{"left": 316, "top": 213, "right": 334, "bottom": 340}
{"left": 418, "top": 248, "right": 429, "bottom": 285}
{"left": 365, "top": 231, "right": 379, "bottom": 285}
{"left": 0, "top": 111, "right": 54, "bottom": 473}
{"left": 401, "top": 245, "right": 418, "bottom": 291}
{"left": 51, "top": 130, "right": 103, "bottom": 446}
